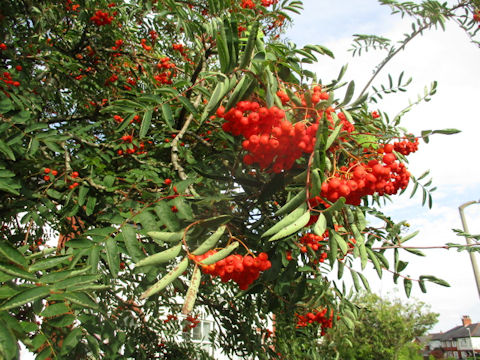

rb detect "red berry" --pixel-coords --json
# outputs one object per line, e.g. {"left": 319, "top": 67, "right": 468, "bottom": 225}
{"left": 384, "top": 144, "right": 394, "bottom": 153}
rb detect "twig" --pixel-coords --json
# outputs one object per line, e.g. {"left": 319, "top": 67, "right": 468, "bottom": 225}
{"left": 171, "top": 90, "right": 203, "bottom": 196}
{"left": 355, "top": 22, "right": 430, "bottom": 102}
{"left": 372, "top": 243, "right": 480, "bottom": 250}
{"left": 64, "top": 142, "right": 72, "bottom": 173}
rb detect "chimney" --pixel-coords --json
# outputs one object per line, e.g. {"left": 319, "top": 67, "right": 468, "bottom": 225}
{"left": 462, "top": 315, "right": 472, "bottom": 327}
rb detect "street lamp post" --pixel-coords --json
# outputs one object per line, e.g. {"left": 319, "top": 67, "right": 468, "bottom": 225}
{"left": 458, "top": 201, "right": 480, "bottom": 300}
{"left": 467, "top": 327, "right": 476, "bottom": 360}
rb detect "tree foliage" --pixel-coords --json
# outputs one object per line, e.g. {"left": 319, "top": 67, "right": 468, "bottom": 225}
{"left": 0, "top": 0, "right": 478, "bottom": 359}
{"left": 317, "top": 292, "right": 438, "bottom": 360}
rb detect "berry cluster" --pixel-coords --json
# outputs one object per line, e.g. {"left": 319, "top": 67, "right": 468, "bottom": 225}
{"left": 299, "top": 233, "right": 326, "bottom": 252}
{"left": 277, "top": 85, "right": 329, "bottom": 108}
{"left": 154, "top": 57, "right": 176, "bottom": 85}
{"left": 43, "top": 167, "right": 58, "bottom": 181}
{"left": 218, "top": 102, "right": 318, "bottom": 173}
{"left": 1, "top": 71, "right": 20, "bottom": 88}
{"left": 163, "top": 314, "right": 177, "bottom": 324}
{"left": 117, "top": 141, "right": 147, "bottom": 156}
{"left": 295, "top": 308, "right": 334, "bottom": 335}
{"left": 240, "top": 0, "right": 278, "bottom": 9}
{"left": 111, "top": 39, "right": 124, "bottom": 52}
{"left": 297, "top": 232, "right": 329, "bottom": 263}
{"left": 65, "top": 0, "right": 80, "bottom": 12}
{"left": 194, "top": 251, "right": 271, "bottom": 290}
{"left": 182, "top": 315, "right": 200, "bottom": 332}
{"left": 241, "top": 0, "right": 256, "bottom": 9}
{"left": 90, "top": 10, "right": 114, "bottom": 26}
{"left": 261, "top": 0, "right": 279, "bottom": 6}
{"left": 172, "top": 43, "right": 192, "bottom": 64}
{"left": 393, "top": 138, "right": 419, "bottom": 155}
{"left": 105, "top": 73, "right": 118, "bottom": 86}
{"left": 140, "top": 38, "right": 152, "bottom": 51}
{"left": 319, "top": 145, "right": 413, "bottom": 205}
{"left": 276, "top": 90, "right": 290, "bottom": 105}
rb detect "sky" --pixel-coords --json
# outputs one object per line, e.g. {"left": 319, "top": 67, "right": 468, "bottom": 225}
{"left": 285, "top": 0, "right": 480, "bottom": 333}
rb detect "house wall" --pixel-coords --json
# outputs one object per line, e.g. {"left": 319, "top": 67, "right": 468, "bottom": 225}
{"left": 456, "top": 336, "right": 480, "bottom": 351}
{"left": 472, "top": 336, "right": 480, "bottom": 349}
{"left": 429, "top": 339, "right": 442, "bottom": 350}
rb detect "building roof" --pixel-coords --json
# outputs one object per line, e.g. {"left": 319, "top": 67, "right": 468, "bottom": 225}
{"left": 437, "top": 323, "right": 480, "bottom": 340}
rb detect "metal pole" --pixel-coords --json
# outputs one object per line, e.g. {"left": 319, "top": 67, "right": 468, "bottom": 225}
{"left": 467, "top": 327, "right": 476, "bottom": 360}
{"left": 458, "top": 201, "right": 480, "bottom": 300}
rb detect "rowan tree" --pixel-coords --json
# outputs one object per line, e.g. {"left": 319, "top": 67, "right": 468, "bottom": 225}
{"left": 0, "top": 0, "right": 479, "bottom": 359}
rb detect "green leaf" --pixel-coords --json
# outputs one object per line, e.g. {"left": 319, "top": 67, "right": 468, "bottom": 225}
{"left": 182, "top": 265, "right": 201, "bottom": 315}
{"left": 36, "top": 347, "right": 52, "bottom": 360}
{"left": 239, "top": 22, "right": 260, "bottom": 69}
{"left": 171, "top": 197, "right": 193, "bottom": 220}
{"left": 313, "top": 213, "right": 327, "bottom": 236}
{"left": 121, "top": 225, "right": 145, "bottom": 262}
{"left": 419, "top": 275, "right": 450, "bottom": 287}
{"left": 0, "top": 263, "right": 36, "bottom": 281}
{"left": 404, "top": 278, "right": 412, "bottom": 297}
{"left": 0, "top": 97, "right": 13, "bottom": 113}
{"left": 140, "top": 257, "right": 189, "bottom": 299}
{"left": 105, "top": 237, "right": 119, "bottom": 278}
{"left": 366, "top": 247, "right": 382, "bottom": 278}
{"left": 52, "top": 274, "right": 101, "bottom": 289}
{"left": 0, "top": 242, "right": 28, "bottom": 268}
{"left": 340, "top": 81, "right": 355, "bottom": 106}
{"left": 324, "top": 197, "right": 346, "bottom": 215}
{"left": 431, "top": 128, "right": 461, "bottom": 135}
{"left": 263, "top": 204, "right": 307, "bottom": 238}
{"left": 199, "top": 242, "right": 239, "bottom": 265}
{"left": 400, "top": 230, "right": 419, "bottom": 243}
{"left": 85, "top": 196, "right": 96, "bottom": 216}
{"left": 0, "top": 286, "right": 50, "bottom": 311}
{"left": 325, "top": 123, "right": 343, "bottom": 149}
{"left": 135, "top": 243, "right": 182, "bottom": 267}
{"left": 134, "top": 209, "right": 158, "bottom": 232}
{"left": 0, "top": 140, "right": 15, "bottom": 161}
{"left": 29, "top": 255, "right": 70, "bottom": 272}
{"left": 139, "top": 109, "right": 153, "bottom": 138}
{"left": 192, "top": 225, "right": 226, "bottom": 255}
{"left": 78, "top": 186, "right": 89, "bottom": 206}
{"left": 350, "top": 269, "right": 361, "bottom": 291}
{"left": 31, "top": 333, "right": 47, "bottom": 351}
{"left": 39, "top": 303, "right": 70, "bottom": 318}
{"left": 0, "top": 285, "right": 19, "bottom": 299}
{"left": 161, "top": 104, "right": 174, "bottom": 130}
{"left": 203, "top": 78, "right": 227, "bottom": 118}
{"left": 0, "top": 323, "right": 18, "bottom": 360}
{"left": 269, "top": 210, "right": 311, "bottom": 241}
{"left": 153, "top": 202, "right": 181, "bottom": 231}
{"left": 147, "top": 230, "right": 184, "bottom": 243}
{"left": 60, "top": 327, "right": 82, "bottom": 355}
{"left": 63, "top": 292, "right": 99, "bottom": 310}
{"left": 38, "top": 266, "right": 92, "bottom": 284}
{"left": 358, "top": 272, "right": 371, "bottom": 291}
{"left": 178, "top": 96, "right": 197, "bottom": 115}
{"left": 275, "top": 189, "right": 306, "bottom": 216}
{"left": 49, "top": 314, "right": 75, "bottom": 327}
{"left": 332, "top": 231, "right": 348, "bottom": 255}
